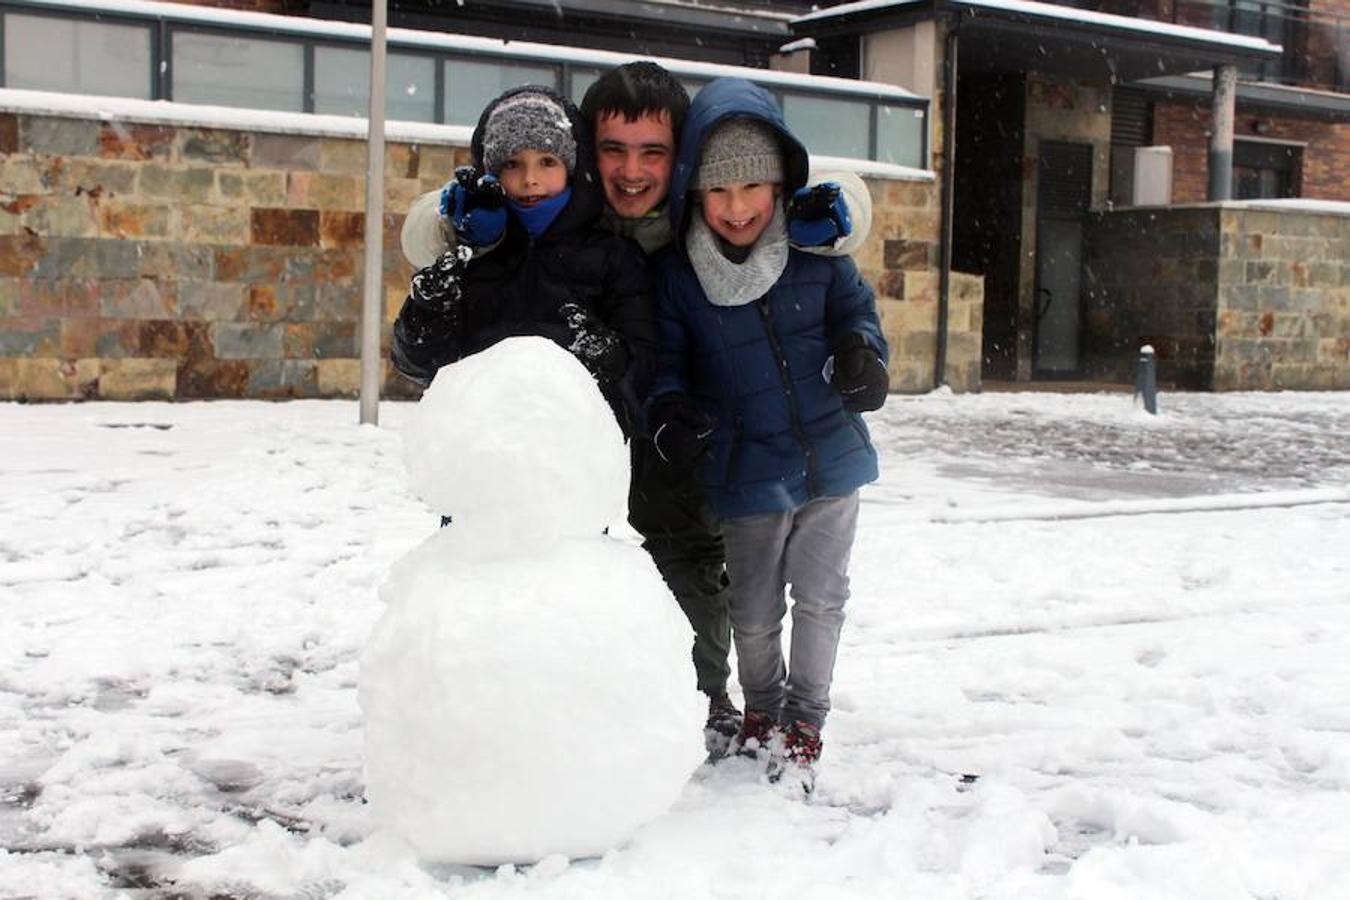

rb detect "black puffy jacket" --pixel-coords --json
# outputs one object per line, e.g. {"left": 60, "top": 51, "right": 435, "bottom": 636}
{"left": 391, "top": 86, "right": 655, "bottom": 433}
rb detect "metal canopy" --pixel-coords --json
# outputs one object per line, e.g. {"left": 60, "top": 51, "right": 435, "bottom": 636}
{"left": 794, "top": 0, "right": 1282, "bottom": 82}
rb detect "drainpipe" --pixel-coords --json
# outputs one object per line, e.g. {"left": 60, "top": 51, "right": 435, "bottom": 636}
{"left": 1208, "top": 64, "right": 1237, "bottom": 201}
{"left": 934, "top": 18, "right": 959, "bottom": 389}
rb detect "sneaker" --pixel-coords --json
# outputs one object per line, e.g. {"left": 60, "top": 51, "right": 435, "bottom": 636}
{"left": 703, "top": 692, "right": 743, "bottom": 761}
{"left": 768, "top": 720, "right": 822, "bottom": 795}
{"left": 729, "top": 709, "right": 777, "bottom": 760}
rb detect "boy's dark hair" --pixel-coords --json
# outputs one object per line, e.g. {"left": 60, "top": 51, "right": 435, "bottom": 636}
{"left": 580, "top": 61, "right": 690, "bottom": 140}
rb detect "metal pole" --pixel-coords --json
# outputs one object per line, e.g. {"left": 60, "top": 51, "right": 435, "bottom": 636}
{"left": 359, "top": 0, "right": 388, "bottom": 425}
{"left": 935, "top": 20, "right": 959, "bottom": 390}
{"left": 1135, "top": 344, "right": 1158, "bottom": 415}
{"left": 1208, "top": 64, "right": 1237, "bottom": 202}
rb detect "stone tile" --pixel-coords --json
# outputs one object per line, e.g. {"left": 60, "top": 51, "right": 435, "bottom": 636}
{"left": 248, "top": 359, "right": 319, "bottom": 398}
{"left": 48, "top": 158, "right": 140, "bottom": 198}
{"left": 0, "top": 114, "right": 17, "bottom": 154}
{"left": 98, "top": 279, "right": 175, "bottom": 319}
{"left": 137, "top": 164, "right": 216, "bottom": 203}
{"left": 135, "top": 320, "right": 209, "bottom": 358}
{"left": 182, "top": 205, "right": 251, "bottom": 245}
{"left": 18, "top": 280, "right": 99, "bottom": 318}
{"left": 320, "top": 138, "right": 368, "bottom": 175}
{"left": 384, "top": 177, "right": 422, "bottom": 212}
{"left": 883, "top": 239, "right": 935, "bottom": 271}
{"left": 417, "top": 144, "right": 458, "bottom": 181}
{"left": 251, "top": 208, "right": 319, "bottom": 246}
{"left": 1, "top": 358, "right": 97, "bottom": 400}
{"left": 320, "top": 210, "right": 365, "bottom": 249}
{"left": 177, "top": 359, "right": 250, "bottom": 399}
{"left": 179, "top": 280, "right": 247, "bottom": 320}
{"left": 319, "top": 283, "right": 363, "bottom": 322}
{"left": 99, "top": 200, "right": 173, "bottom": 240}
{"left": 213, "top": 322, "right": 284, "bottom": 359}
{"left": 137, "top": 242, "right": 214, "bottom": 280}
{"left": 216, "top": 170, "right": 287, "bottom": 207}
{"left": 99, "top": 358, "right": 177, "bottom": 400}
{"left": 285, "top": 171, "right": 362, "bottom": 211}
{"left": 22, "top": 116, "right": 100, "bottom": 156}
{"left": 252, "top": 134, "right": 321, "bottom": 171}
{"left": 317, "top": 358, "right": 361, "bottom": 396}
{"left": 0, "top": 318, "right": 61, "bottom": 356}
{"left": 310, "top": 249, "right": 359, "bottom": 284}
{"left": 284, "top": 321, "right": 357, "bottom": 358}
{"left": 60, "top": 318, "right": 140, "bottom": 358}
{"left": 246, "top": 282, "right": 318, "bottom": 322}
{"left": 0, "top": 156, "right": 50, "bottom": 194}
{"left": 0, "top": 279, "right": 15, "bottom": 315}
{"left": 178, "top": 129, "right": 250, "bottom": 167}
{"left": 98, "top": 123, "right": 174, "bottom": 161}
{"left": 23, "top": 195, "right": 100, "bottom": 239}
{"left": 0, "top": 234, "right": 44, "bottom": 276}
{"left": 214, "top": 246, "right": 287, "bottom": 283}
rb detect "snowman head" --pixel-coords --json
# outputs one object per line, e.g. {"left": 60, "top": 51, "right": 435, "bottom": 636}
{"left": 402, "top": 337, "right": 629, "bottom": 545}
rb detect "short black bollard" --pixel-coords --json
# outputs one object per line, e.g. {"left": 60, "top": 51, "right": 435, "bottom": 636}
{"left": 1135, "top": 344, "right": 1158, "bottom": 415}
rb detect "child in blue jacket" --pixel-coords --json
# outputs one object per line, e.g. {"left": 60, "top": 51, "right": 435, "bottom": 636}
{"left": 647, "top": 77, "right": 889, "bottom": 792}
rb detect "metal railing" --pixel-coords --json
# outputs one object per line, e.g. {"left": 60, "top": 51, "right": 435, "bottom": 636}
{"left": 1170, "top": 0, "right": 1348, "bottom": 89}
{"left": 0, "top": 0, "right": 931, "bottom": 168}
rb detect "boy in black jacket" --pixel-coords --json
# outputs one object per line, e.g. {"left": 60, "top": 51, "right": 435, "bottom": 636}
{"left": 392, "top": 86, "right": 655, "bottom": 434}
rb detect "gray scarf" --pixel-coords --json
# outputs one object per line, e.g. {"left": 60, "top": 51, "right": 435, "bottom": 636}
{"left": 685, "top": 203, "right": 788, "bottom": 307}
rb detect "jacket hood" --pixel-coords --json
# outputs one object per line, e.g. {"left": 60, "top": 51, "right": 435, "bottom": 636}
{"left": 668, "top": 77, "right": 810, "bottom": 237}
{"left": 469, "top": 84, "right": 604, "bottom": 235}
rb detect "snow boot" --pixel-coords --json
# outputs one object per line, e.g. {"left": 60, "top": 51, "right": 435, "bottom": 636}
{"left": 767, "top": 720, "right": 822, "bottom": 796}
{"left": 703, "top": 692, "right": 743, "bottom": 761}
{"left": 729, "top": 709, "right": 777, "bottom": 760}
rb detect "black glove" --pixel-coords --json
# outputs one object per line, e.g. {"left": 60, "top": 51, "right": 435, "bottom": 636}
{"left": 440, "top": 166, "right": 508, "bottom": 247}
{"left": 559, "top": 301, "right": 630, "bottom": 385}
{"left": 831, "top": 333, "right": 888, "bottom": 413}
{"left": 408, "top": 245, "right": 471, "bottom": 315}
{"left": 786, "top": 182, "right": 852, "bottom": 248}
{"left": 650, "top": 395, "right": 715, "bottom": 468}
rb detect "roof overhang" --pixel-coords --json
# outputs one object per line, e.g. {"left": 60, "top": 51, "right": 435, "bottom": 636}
{"left": 794, "top": 0, "right": 1283, "bottom": 82}
{"left": 1135, "top": 74, "right": 1350, "bottom": 122}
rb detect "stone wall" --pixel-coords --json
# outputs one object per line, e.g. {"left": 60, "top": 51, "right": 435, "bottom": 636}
{"left": 0, "top": 107, "right": 979, "bottom": 400}
{"left": 1213, "top": 207, "right": 1350, "bottom": 390}
{"left": 1083, "top": 204, "right": 1349, "bottom": 390}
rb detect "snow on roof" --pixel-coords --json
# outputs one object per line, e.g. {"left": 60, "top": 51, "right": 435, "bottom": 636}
{"left": 1222, "top": 198, "right": 1350, "bottom": 216}
{"left": 795, "top": 0, "right": 1282, "bottom": 55}
{"left": 0, "top": 86, "right": 476, "bottom": 146}
{"left": 54, "top": 0, "right": 921, "bottom": 102}
{"left": 0, "top": 87, "right": 936, "bottom": 180}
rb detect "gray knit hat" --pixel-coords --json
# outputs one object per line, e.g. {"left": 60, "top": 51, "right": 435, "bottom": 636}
{"left": 693, "top": 118, "right": 784, "bottom": 190}
{"left": 481, "top": 90, "right": 578, "bottom": 175}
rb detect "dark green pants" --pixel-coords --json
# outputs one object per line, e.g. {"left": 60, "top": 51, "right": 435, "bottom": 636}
{"left": 628, "top": 438, "right": 732, "bottom": 697}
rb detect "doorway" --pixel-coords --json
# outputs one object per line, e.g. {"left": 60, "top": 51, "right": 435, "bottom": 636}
{"left": 1033, "top": 141, "right": 1093, "bottom": 375}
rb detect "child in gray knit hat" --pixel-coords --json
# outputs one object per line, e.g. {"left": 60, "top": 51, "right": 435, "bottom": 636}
{"left": 391, "top": 84, "right": 656, "bottom": 443}
{"left": 647, "top": 77, "right": 890, "bottom": 795}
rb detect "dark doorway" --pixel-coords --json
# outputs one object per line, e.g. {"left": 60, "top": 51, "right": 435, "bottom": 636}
{"left": 953, "top": 72, "right": 1025, "bottom": 381}
{"left": 1033, "top": 141, "right": 1093, "bottom": 375}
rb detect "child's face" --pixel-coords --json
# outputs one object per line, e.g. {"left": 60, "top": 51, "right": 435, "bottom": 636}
{"left": 700, "top": 182, "right": 779, "bottom": 247}
{"left": 497, "top": 149, "right": 568, "bottom": 207}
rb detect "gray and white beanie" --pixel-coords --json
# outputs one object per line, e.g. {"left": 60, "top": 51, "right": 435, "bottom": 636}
{"left": 481, "top": 90, "right": 578, "bottom": 175}
{"left": 692, "top": 117, "right": 784, "bottom": 190}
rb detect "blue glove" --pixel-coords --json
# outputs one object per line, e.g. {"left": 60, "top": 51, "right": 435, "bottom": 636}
{"left": 786, "top": 182, "right": 852, "bottom": 248}
{"left": 439, "top": 166, "right": 507, "bottom": 248}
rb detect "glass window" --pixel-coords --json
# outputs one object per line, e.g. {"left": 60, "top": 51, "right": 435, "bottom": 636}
{"left": 172, "top": 31, "right": 304, "bottom": 112}
{"left": 4, "top": 14, "right": 151, "bottom": 99}
{"left": 877, "top": 102, "right": 926, "bottom": 168}
{"left": 570, "top": 68, "right": 602, "bottom": 107}
{"left": 443, "top": 58, "right": 558, "bottom": 126}
{"left": 1233, "top": 141, "right": 1300, "bottom": 199}
{"left": 782, "top": 93, "right": 870, "bottom": 160}
{"left": 313, "top": 47, "right": 436, "bottom": 122}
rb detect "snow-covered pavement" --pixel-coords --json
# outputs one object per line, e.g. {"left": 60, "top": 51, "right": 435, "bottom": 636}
{"left": 1, "top": 390, "right": 1348, "bottom": 899}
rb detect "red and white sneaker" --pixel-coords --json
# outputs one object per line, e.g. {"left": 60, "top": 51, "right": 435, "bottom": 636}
{"left": 729, "top": 710, "right": 777, "bottom": 760}
{"left": 768, "top": 720, "right": 822, "bottom": 795}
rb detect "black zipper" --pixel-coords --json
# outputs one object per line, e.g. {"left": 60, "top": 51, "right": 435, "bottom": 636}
{"left": 756, "top": 297, "right": 818, "bottom": 497}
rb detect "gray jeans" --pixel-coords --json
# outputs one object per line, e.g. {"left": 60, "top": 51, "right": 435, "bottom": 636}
{"left": 722, "top": 492, "right": 859, "bottom": 728}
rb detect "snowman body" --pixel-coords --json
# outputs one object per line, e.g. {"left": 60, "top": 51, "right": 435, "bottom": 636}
{"left": 359, "top": 337, "right": 704, "bottom": 865}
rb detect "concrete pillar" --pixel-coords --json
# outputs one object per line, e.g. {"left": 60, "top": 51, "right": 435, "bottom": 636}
{"left": 1208, "top": 64, "right": 1237, "bottom": 201}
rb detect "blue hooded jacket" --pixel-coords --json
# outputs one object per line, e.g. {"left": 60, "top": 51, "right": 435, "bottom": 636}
{"left": 650, "top": 77, "right": 887, "bottom": 520}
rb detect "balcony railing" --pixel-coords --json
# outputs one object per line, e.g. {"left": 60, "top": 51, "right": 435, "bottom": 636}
{"left": 0, "top": 0, "right": 931, "bottom": 169}
{"left": 1170, "top": 0, "right": 1347, "bottom": 90}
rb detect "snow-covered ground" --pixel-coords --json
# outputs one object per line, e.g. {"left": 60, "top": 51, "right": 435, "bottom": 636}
{"left": 1, "top": 389, "right": 1347, "bottom": 899}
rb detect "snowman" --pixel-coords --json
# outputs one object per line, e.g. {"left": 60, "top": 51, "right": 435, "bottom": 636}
{"left": 359, "top": 336, "right": 705, "bottom": 865}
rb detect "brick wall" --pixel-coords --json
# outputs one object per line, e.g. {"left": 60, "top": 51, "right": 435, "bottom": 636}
{"left": 1154, "top": 100, "right": 1350, "bottom": 203}
{"left": 0, "top": 108, "right": 979, "bottom": 400}
{"left": 1083, "top": 204, "right": 1350, "bottom": 390}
